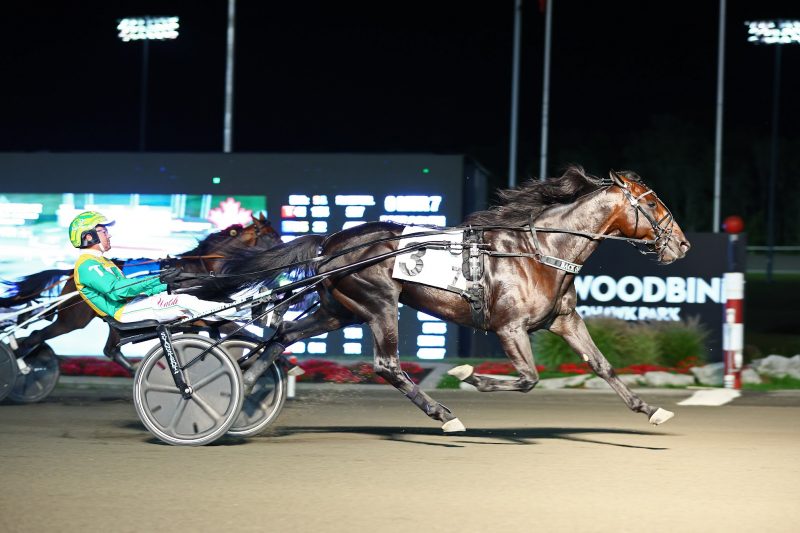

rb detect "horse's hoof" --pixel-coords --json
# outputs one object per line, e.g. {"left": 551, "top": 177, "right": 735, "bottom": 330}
{"left": 442, "top": 418, "right": 466, "bottom": 433}
{"left": 649, "top": 408, "right": 674, "bottom": 425}
{"left": 447, "top": 364, "right": 474, "bottom": 381}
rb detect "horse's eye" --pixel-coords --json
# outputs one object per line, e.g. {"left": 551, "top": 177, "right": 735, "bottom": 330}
{"left": 647, "top": 201, "right": 657, "bottom": 209}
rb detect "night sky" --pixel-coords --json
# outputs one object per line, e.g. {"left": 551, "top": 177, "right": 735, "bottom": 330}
{"left": 2, "top": 0, "right": 798, "bottom": 188}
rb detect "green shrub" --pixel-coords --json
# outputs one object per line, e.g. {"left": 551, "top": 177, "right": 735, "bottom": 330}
{"left": 652, "top": 316, "right": 709, "bottom": 367}
{"left": 531, "top": 317, "right": 708, "bottom": 370}
{"left": 743, "top": 374, "right": 800, "bottom": 391}
{"left": 530, "top": 329, "right": 576, "bottom": 370}
{"left": 437, "top": 374, "right": 462, "bottom": 389}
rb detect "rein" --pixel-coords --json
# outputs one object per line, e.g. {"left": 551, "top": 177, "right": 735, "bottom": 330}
{"left": 192, "top": 220, "right": 660, "bottom": 282}
{"left": 170, "top": 182, "right": 676, "bottom": 282}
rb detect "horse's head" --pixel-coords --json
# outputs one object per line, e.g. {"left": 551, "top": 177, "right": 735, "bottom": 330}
{"left": 608, "top": 170, "right": 691, "bottom": 264}
{"left": 219, "top": 215, "right": 280, "bottom": 251}
{"left": 250, "top": 213, "right": 282, "bottom": 249}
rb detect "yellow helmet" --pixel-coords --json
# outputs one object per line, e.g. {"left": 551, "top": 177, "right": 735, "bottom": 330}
{"left": 68, "top": 211, "right": 114, "bottom": 248}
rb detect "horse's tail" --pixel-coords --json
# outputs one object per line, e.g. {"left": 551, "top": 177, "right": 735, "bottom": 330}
{"left": 188, "top": 234, "right": 323, "bottom": 299}
{"left": 0, "top": 268, "right": 73, "bottom": 307}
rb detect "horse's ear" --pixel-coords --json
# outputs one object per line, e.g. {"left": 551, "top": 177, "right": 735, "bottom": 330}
{"left": 259, "top": 213, "right": 266, "bottom": 222}
{"left": 229, "top": 228, "right": 238, "bottom": 237}
{"left": 609, "top": 170, "right": 627, "bottom": 188}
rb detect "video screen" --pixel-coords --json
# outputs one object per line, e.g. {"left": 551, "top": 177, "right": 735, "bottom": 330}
{"left": 0, "top": 153, "right": 465, "bottom": 360}
{"left": 1, "top": 192, "right": 267, "bottom": 357}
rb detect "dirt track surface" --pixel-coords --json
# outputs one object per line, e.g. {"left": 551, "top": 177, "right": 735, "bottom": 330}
{"left": 1, "top": 382, "right": 799, "bottom": 533}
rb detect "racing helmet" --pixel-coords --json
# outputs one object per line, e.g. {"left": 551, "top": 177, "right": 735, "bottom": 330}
{"left": 68, "top": 211, "right": 115, "bottom": 248}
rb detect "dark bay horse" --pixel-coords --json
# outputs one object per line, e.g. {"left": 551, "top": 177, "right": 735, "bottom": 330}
{"left": 192, "top": 167, "right": 690, "bottom": 431}
{"left": 11, "top": 215, "right": 281, "bottom": 372}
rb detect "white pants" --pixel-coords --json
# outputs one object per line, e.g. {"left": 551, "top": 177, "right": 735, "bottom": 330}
{"left": 118, "top": 293, "right": 248, "bottom": 323}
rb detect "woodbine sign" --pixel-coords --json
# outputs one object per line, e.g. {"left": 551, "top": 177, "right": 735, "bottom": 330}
{"left": 575, "top": 232, "right": 744, "bottom": 360}
{"left": 575, "top": 275, "right": 722, "bottom": 321}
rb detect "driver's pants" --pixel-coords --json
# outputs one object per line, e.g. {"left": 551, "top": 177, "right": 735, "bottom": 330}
{"left": 117, "top": 293, "right": 247, "bottom": 323}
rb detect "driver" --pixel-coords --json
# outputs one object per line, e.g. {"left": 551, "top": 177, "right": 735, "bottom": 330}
{"left": 69, "top": 211, "right": 245, "bottom": 324}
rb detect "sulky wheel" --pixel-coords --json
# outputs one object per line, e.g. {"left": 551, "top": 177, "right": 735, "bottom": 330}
{"left": 133, "top": 334, "right": 244, "bottom": 446}
{"left": 0, "top": 342, "right": 18, "bottom": 403}
{"left": 7, "top": 342, "right": 60, "bottom": 404}
{"left": 222, "top": 338, "right": 288, "bottom": 438}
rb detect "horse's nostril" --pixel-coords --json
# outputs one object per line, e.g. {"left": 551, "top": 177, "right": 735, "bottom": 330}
{"left": 680, "top": 241, "right": 691, "bottom": 253}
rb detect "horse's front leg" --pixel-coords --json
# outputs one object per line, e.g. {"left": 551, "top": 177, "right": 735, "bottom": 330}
{"left": 549, "top": 311, "right": 673, "bottom": 425}
{"left": 448, "top": 323, "right": 539, "bottom": 392}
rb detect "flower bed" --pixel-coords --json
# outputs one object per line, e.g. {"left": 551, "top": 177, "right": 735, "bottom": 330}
{"left": 60, "top": 357, "right": 138, "bottom": 378}
{"left": 58, "top": 356, "right": 430, "bottom": 383}
{"left": 59, "top": 356, "right": 697, "bottom": 381}
{"left": 296, "top": 359, "right": 429, "bottom": 385}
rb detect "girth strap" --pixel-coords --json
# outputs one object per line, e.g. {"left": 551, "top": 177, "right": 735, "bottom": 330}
{"left": 461, "top": 228, "right": 489, "bottom": 329}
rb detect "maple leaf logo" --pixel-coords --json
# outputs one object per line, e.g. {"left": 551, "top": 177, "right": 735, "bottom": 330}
{"left": 207, "top": 197, "right": 253, "bottom": 228}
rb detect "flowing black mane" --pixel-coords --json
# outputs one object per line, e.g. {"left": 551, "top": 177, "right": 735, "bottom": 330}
{"left": 179, "top": 224, "right": 244, "bottom": 257}
{"left": 462, "top": 165, "right": 610, "bottom": 227}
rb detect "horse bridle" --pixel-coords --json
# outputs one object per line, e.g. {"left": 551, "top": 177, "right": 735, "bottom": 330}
{"left": 617, "top": 183, "right": 675, "bottom": 260}
{"left": 514, "top": 180, "right": 677, "bottom": 273}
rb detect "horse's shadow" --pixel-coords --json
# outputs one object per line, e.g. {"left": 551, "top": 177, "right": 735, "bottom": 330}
{"left": 259, "top": 425, "right": 674, "bottom": 450}
{"left": 117, "top": 421, "right": 673, "bottom": 449}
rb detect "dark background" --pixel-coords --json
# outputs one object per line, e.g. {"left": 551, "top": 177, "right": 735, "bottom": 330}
{"left": 2, "top": 1, "right": 798, "bottom": 243}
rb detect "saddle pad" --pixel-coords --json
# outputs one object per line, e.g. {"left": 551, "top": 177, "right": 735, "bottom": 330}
{"left": 391, "top": 226, "right": 468, "bottom": 291}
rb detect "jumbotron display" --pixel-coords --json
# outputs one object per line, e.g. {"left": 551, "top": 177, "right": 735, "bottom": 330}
{"left": 0, "top": 153, "right": 476, "bottom": 359}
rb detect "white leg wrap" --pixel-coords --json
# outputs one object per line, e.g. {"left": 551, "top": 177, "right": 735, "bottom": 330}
{"left": 442, "top": 418, "right": 466, "bottom": 433}
{"left": 447, "top": 364, "right": 474, "bottom": 381}
{"left": 649, "top": 408, "right": 675, "bottom": 425}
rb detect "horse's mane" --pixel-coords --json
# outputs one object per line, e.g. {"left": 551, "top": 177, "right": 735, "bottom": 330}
{"left": 179, "top": 224, "right": 244, "bottom": 257}
{"left": 461, "top": 165, "right": 612, "bottom": 227}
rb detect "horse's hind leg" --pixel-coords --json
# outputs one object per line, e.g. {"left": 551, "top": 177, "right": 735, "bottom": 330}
{"left": 328, "top": 284, "right": 465, "bottom": 430}
{"left": 550, "top": 311, "right": 673, "bottom": 425}
{"left": 362, "top": 313, "right": 464, "bottom": 432}
{"left": 448, "top": 323, "right": 540, "bottom": 392}
{"left": 240, "top": 305, "right": 358, "bottom": 390}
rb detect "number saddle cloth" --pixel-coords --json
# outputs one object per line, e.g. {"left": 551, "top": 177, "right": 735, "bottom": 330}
{"left": 391, "top": 225, "right": 487, "bottom": 329}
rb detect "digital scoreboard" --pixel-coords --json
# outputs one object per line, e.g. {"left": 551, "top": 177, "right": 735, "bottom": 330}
{"left": 276, "top": 191, "right": 450, "bottom": 359}
{"left": 0, "top": 153, "right": 479, "bottom": 359}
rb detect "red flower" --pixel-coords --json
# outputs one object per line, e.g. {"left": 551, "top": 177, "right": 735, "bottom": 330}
{"left": 293, "top": 358, "right": 429, "bottom": 385}
{"left": 558, "top": 362, "right": 590, "bottom": 374}
{"left": 60, "top": 361, "right": 83, "bottom": 375}
{"left": 474, "top": 361, "right": 516, "bottom": 375}
{"left": 400, "top": 362, "right": 423, "bottom": 374}
{"left": 59, "top": 356, "right": 134, "bottom": 377}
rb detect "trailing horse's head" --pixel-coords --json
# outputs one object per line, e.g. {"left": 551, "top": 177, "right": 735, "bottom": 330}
{"left": 251, "top": 214, "right": 282, "bottom": 249}
{"left": 608, "top": 170, "right": 691, "bottom": 264}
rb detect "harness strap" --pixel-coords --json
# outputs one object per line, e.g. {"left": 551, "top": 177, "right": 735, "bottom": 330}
{"left": 523, "top": 215, "right": 583, "bottom": 274}
{"left": 484, "top": 251, "right": 583, "bottom": 274}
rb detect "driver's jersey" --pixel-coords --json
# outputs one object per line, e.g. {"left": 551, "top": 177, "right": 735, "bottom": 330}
{"left": 74, "top": 250, "right": 166, "bottom": 319}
